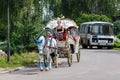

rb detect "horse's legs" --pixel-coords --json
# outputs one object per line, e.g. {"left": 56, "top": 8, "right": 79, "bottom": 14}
{"left": 53, "top": 56, "right": 58, "bottom": 68}
{"left": 48, "top": 55, "right": 52, "bottom": 69}
{"left": 38, "top": 54, "right": 44, "bottom": 71}
{"left": 50, "top": 52, "right": 58, "bottom": 68}
{"left": 44, "top": 53, "right": 51, "bottom": 71}
{"left": 51, "top": 56, "right": 54, "bottom": 63}
{"left": 55, "top": 49, "right": 58, "bottom": 68}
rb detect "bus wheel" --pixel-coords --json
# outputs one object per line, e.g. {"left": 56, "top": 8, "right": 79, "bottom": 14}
{"left": 98, "top": 46, "right": 102, "bottom": 49}
{"left": 89, "top": 45, "right": 92, "bottom": 49}
{"left": 107, "top": 46, "right": 113, "bottom": 49}
{"left": 82, "top": 44, "right": 87, "bottom": 48}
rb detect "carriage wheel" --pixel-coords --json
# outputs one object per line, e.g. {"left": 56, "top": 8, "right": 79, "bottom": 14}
{"left": 65, "top": 40, "right": 72, "bottom": 67}
{"left": 76, "top": 44, "right": 80, "bottom": 62}
{"left": 67, "top": 45, "right": 72, "bottom": 67}
{"left": 67, "top": 52, "right": 72, "bottom": 67}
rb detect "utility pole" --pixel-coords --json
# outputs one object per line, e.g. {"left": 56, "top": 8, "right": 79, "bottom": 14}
{"left": 7, "top": 0, "right": 10, "bottom": 61}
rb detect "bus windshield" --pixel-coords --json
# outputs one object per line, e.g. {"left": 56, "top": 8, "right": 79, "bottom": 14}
{"left": 91, "top": 24, "right": 114, "bottom": 35}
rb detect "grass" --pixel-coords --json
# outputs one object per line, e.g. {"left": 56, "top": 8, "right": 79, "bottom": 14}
{"left": 0, "top": 52, "right": 38, "bottom": 68}
{"left": 113, "top": 42, "right": 120, "bottom": 50}
{"left": 113, "top": 47, "right": 120, "bottom": 50}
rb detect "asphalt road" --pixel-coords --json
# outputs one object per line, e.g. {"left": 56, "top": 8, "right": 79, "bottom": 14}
{"left": 0, "top": 49, "right": 120, "bottom": 80}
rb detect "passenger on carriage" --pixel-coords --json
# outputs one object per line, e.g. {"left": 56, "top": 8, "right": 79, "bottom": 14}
{"left": 56, "top": 20, "right": 64, "bottom": 34}
{"left": 56, "top": 20, "right": 66, "bottom": 40}
{"left": 68, "top": 30, "right": 75, "bottom": 54}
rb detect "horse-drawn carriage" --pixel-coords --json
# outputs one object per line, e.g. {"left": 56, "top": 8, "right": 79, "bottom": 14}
{"left": 35, "top": 18, "right": 80, "bottom": 71}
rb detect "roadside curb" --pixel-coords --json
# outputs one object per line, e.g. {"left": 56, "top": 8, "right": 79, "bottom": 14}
{"left": 0, "top": 67, "right": 24, "bottom": 74}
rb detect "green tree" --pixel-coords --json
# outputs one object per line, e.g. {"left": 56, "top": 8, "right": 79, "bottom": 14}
{"left": 75, "top": 13, "right": 112, "bottom": 26}
{"left": 10, "top": 0, "right": 43, "bottom": 53}
{"left": 0, "top": 0, "right": 120, "bottom": 54}
{"left": 113, "top": 20, "right": 120, "bottom": 35}
{"left": 49, "top": 0, "right": 118, "bottom": 19}
{"left": 0, "top": 0, "right": 43, "bottom": 54}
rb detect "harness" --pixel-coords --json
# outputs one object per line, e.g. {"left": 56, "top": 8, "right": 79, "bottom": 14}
{"left": 44, "top": 36, "right": 53, "bottom": 49}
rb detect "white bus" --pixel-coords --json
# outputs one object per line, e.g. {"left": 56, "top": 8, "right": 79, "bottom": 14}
{"left": 79, "top": 21, "right": 114, "bottom": 49}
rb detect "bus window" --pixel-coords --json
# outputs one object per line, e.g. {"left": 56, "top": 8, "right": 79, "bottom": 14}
{"left": 91, "top": 24, "right": 99, "bottom": 34}
{"left": 88, "top": 26, "right": 90, "bottom": 33}
{"left": 80, "top": 24, "right": 86, "bottom": 33}
{"left": 99, "top": 25, "right": 114, "bottom": 35}
{"left": 102, "top": 25, "right": 113, "bottom": 35}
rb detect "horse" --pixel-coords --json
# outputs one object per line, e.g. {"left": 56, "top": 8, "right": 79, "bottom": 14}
{"left": 36, "top": 35, "right": 58, "bottom": 71}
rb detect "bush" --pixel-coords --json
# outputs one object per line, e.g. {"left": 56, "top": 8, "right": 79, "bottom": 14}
{"left": 114, "top": 42, "right": 120, "bottom": 48}
{"left": 117, "top": 33, "right": 120, "bottom": 39}
{"left": 0, "top": 56, "right": 7, "bottom": 67}
{"left": 0, "top": 52, "right": 38, "bottom": 68}
{"left": 113, "top": 20, "right": 120, "bottom": 35}
{"left": 75, "top": 13, "right": 112, "bottom": 26}
{"left": 114, "top": 37, "right": 120, "bottom": 48}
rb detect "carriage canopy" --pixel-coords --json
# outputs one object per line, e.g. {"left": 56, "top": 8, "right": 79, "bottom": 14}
{"left": 45, "top": 19, "right": 78, "bottom": 29}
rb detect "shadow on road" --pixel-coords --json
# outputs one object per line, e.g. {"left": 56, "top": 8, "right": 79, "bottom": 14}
{"left": 9, "top": 60, "right": 79, "bottom": 75}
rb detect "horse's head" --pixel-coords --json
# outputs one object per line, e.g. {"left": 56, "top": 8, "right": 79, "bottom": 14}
{"left": 36, "top": 36, "right": 45, "bottom": 54}
{"left": 36, "top": 35, "right": 57, "bottom": 54}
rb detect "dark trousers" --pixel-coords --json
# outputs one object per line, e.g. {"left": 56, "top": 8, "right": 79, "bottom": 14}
{"left": 70, "top": 44, "right": 74, "bottom": 53}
